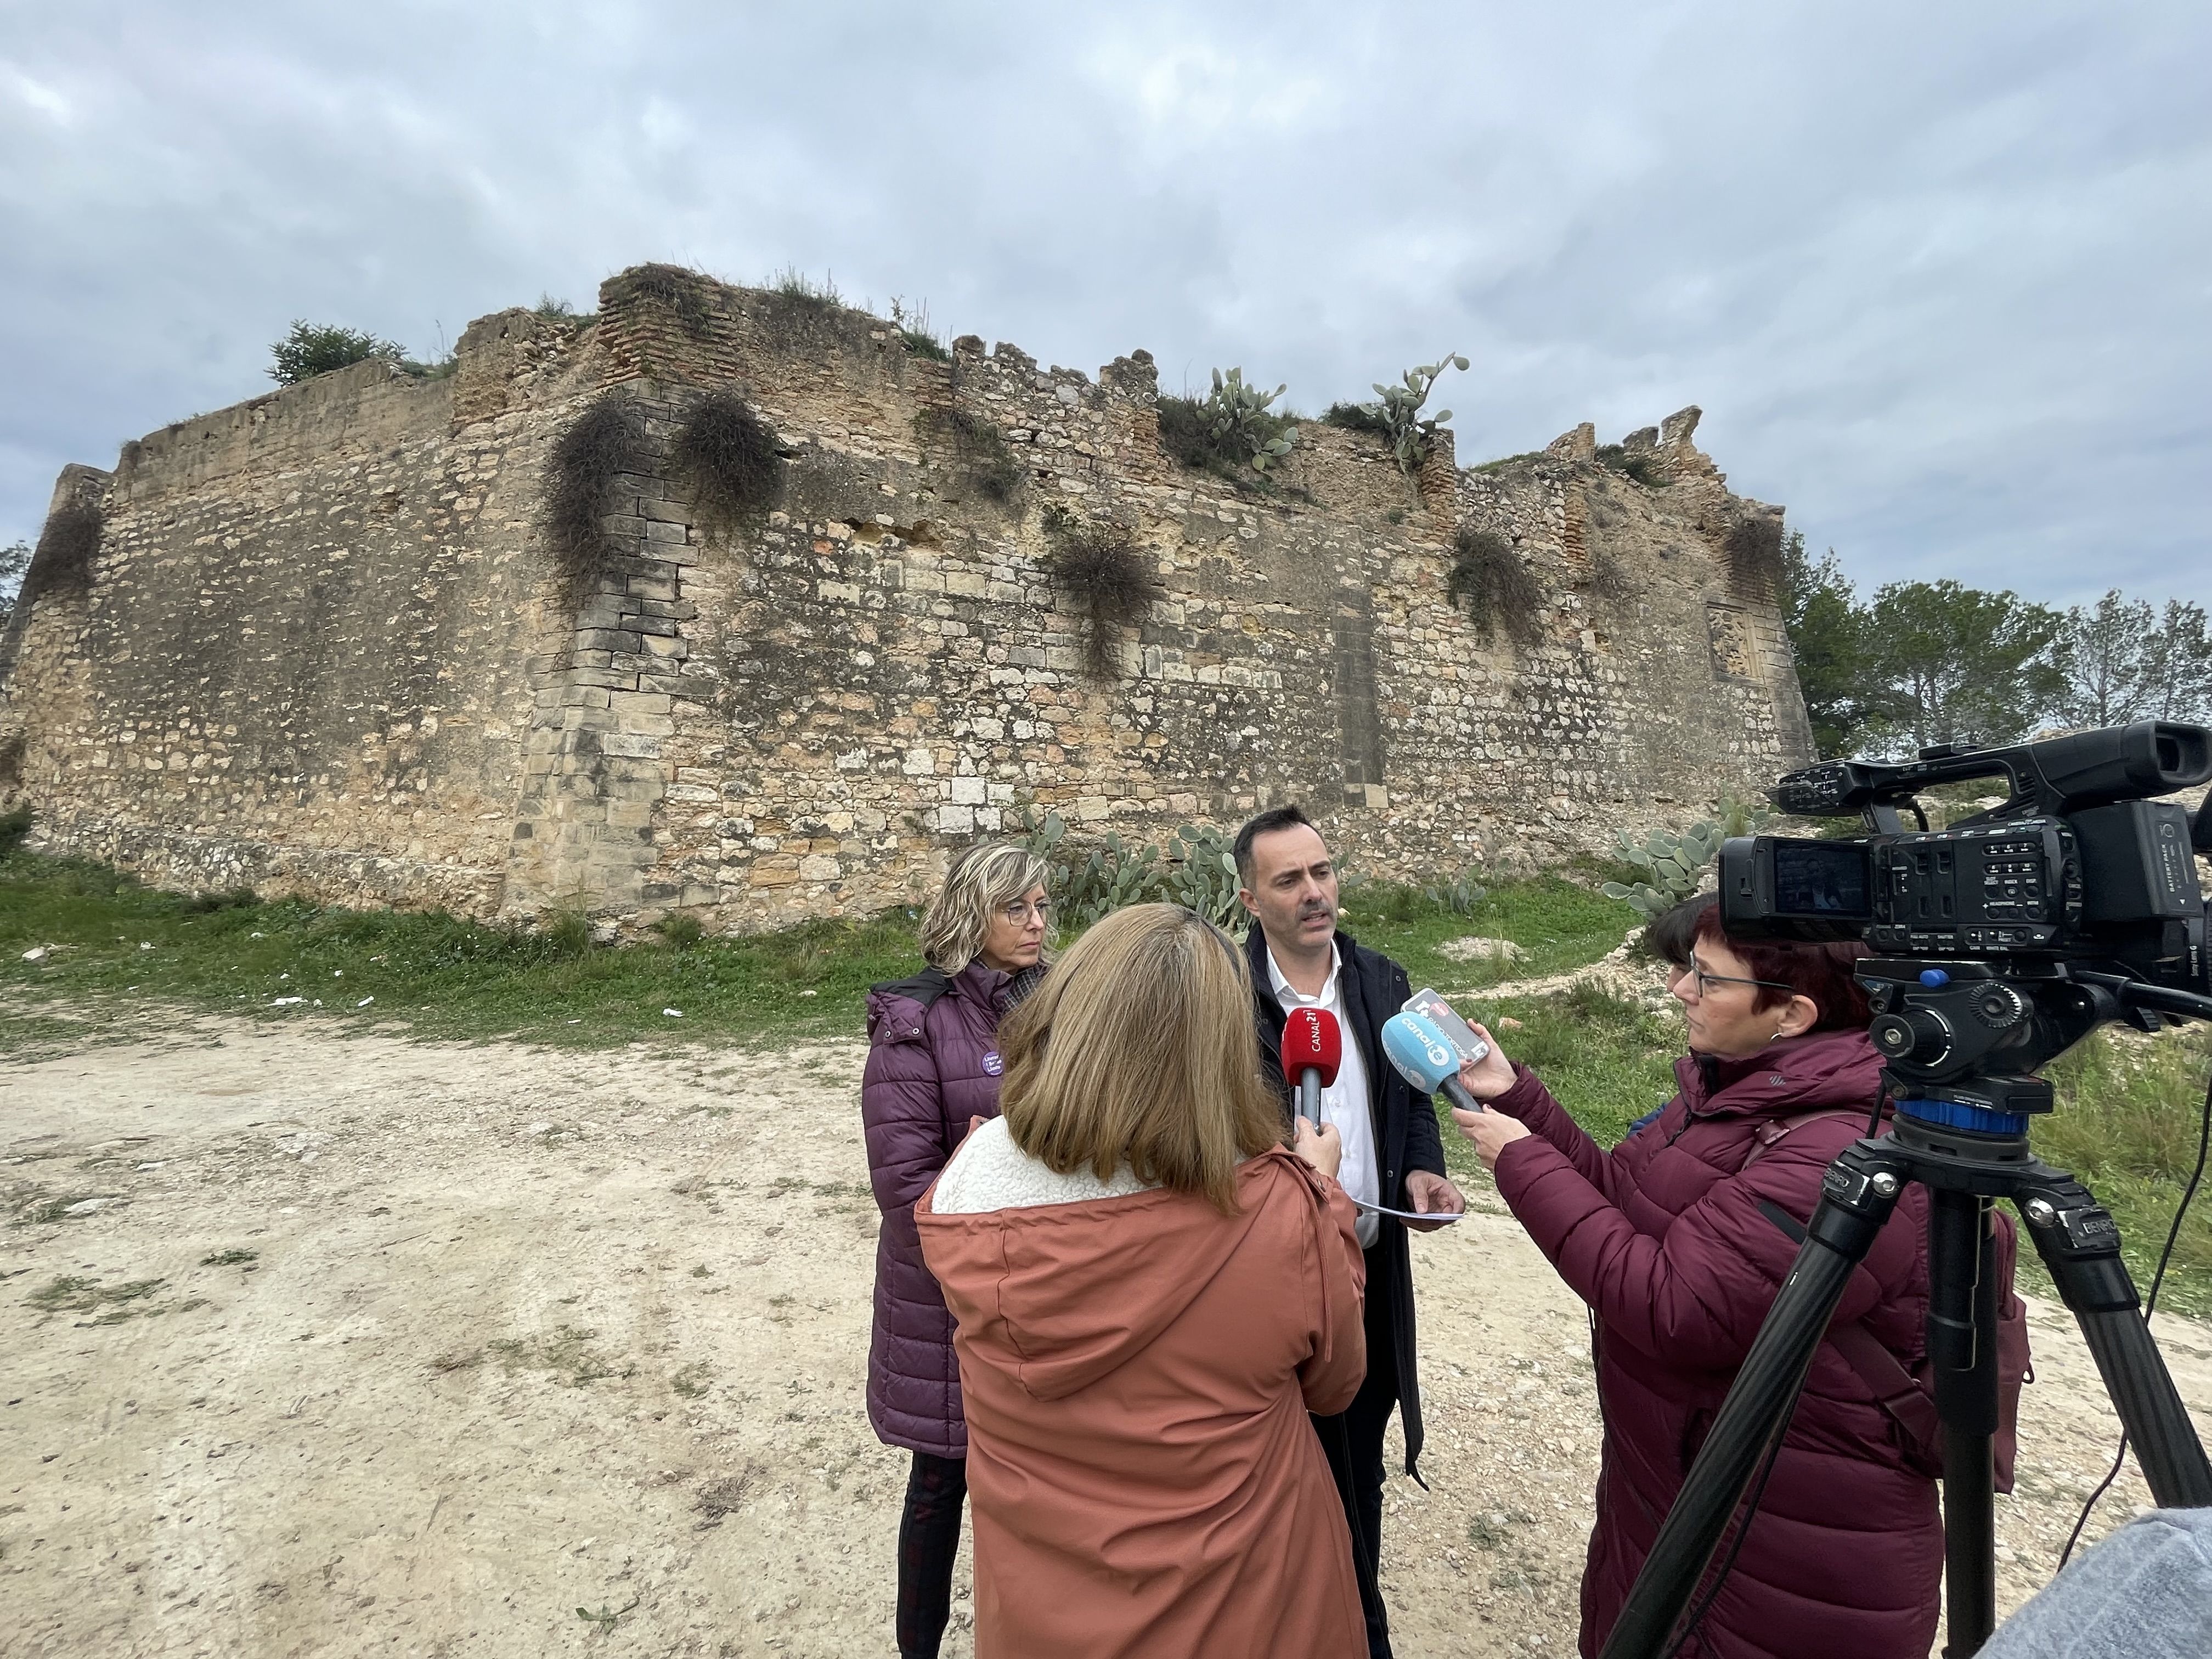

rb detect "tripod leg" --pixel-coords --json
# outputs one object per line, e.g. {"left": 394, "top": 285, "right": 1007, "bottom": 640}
{"left": 1927, "top": 1191, "right": 1999, "bottom": 1656}
{"left": 2018, "top": 1171, "right": 2212, "bottom": 1508}
{"left": 1597, "top": 1143, "right": 1907, "bottom": 1659}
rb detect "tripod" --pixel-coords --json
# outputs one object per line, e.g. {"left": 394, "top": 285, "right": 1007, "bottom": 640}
{"left": 1599, "top": 964, "right": 2212, "bottom": 1659}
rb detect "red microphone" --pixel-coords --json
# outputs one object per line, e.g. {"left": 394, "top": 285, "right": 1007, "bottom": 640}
{"left": 1280, "top": 1007, "right": 1343, "bottom": 1124}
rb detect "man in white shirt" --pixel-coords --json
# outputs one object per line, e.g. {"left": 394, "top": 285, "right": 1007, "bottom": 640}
{"left": 1236, "top": 805, "right": 1466, "bottom": 1659}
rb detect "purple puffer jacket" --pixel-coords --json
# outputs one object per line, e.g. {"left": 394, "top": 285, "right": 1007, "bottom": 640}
{"left": 1489, "top": 1028, "right": 1947, "bottom": 1659}
{"left": 861, "top": 960, "right": 1017, "bottom": 1458}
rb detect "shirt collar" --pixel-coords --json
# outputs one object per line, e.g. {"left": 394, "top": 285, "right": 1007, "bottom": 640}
{"left": 1266, "top": 940, "right": 1341, "bottom": 1008}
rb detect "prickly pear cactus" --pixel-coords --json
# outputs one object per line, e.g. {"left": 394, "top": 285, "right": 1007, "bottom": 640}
{"left": 1600, "top": 801, "right": 1774, "bottom": 918}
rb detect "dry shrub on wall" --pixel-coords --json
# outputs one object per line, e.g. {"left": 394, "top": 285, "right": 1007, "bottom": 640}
{"left": 541, "top": 394, "right": 642, "bottom": 610}
{"left": 672, "top": 392, "right": 784, "bottom": 534}
{"left": 947, "top": 409, "right": 1024, "bottom": 502}
{"left": 21, "top": 501, "right": 103, "bottom": 607}
{"left": 1722, "top": 514, "right": 1786, "bottom": 602}
{"left": 1448, "top": 526, "right": 1545, "bottom": 646}
{"left": 1041, "top": 508, "right": 1164, "bottom": 679}
{"left": 618, "top": 263, "right": 716, "bottom": 335}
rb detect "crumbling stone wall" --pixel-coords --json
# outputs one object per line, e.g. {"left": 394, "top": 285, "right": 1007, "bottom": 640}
{"left": 0, "top": 266, "right": 1814, "bottom": 930}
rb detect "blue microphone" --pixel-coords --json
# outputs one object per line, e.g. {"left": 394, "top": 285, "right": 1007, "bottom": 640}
{"left": 1381, "top": 1010, "right": 1485, "bottom": 1115}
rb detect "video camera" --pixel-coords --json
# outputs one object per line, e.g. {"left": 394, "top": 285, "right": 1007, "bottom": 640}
{"left": 1722, "top": 721, "right": 2212, "bottom": 988}
{"left": 1717, "top": 721, "right": 2212, "bottom": 1127}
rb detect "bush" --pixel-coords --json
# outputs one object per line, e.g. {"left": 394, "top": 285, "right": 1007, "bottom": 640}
{"left": 618, "top": 263, "right": 716, "bottom": 335}
{"left": 20, "top": 501, "right": 102, "bottom": 607}
{"left": 770, "top": 265, "right": 843, "bottom": 311}
{"left": 1014, "top": 812, "right": 1245, "bottom": 933}
{"left": 672, "top": 391, "right": 783, "bottom": 532}
{"left": 653, "top": 913, "right": 705, "bottom": 950}
{"left": 181, "top": 887, "right": 258, "bottom": 913}
{"left": 917, "top": 408, "right": 1024, "bottom": 503}
{"left": 0, "top": 538, "right": 29, "bottom": 630}
{"left": 541, "top": 909, "right": 594, "bottom": 960}
{"left": 541, "top": 394, "right": 643, "bottom": 610}
{"left": 1421, "top": 868, "right": 1488, "bottom": 916}
{"left": 268, "top": 321, "right": 404, "bottom": 385}
{"left": 1723, "top": 514, "right": 1786, "bottom": 599}
{"left": 1040, "top": 508, "right": 1162, "bottom": 679}
{"left": 1447, "top": 528, "right": 1544, "bottom": 646}
{"left": 0, "top": 804, "right": 31, "bottom": 857}
{"left": 1322, "top": 401, "right": 1393, "bottom": 437}
{"left": 1594, "top": 444, "right": 1666, "bottom": 487}
{"left": 890, "top": 297, "right": 949, "bottom": 360}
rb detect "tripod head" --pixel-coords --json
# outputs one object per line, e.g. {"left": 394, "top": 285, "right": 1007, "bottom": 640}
{"left": 1858, "top": 959, "right": 2130, "bottom": 1139}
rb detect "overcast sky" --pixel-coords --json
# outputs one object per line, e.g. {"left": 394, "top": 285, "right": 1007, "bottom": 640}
{"left": 3, "top": 2, "right": 2205, "bottom": 610}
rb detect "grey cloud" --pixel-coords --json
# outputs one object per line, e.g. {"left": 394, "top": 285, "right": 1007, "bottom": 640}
{"left": 2, "top": 1, "right": 2204, "bottom": 612}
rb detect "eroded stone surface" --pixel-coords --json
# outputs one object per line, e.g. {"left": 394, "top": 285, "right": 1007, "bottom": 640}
{"left": 0, "top": 270, "right": 1812, "bottom": 932}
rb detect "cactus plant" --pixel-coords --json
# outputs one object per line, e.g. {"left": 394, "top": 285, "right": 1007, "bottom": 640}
{"left": 1199, "top": 368, "right": 1299, "bottom": 473}
{"left": 1159, "top": 823, "right": 1245, "bottom": 929}
{"left": 1370, "top": 352, "right": 1469, "bottom": 476}
{"left": 1600, "top": 801, "right": 1774, "bottom": 919}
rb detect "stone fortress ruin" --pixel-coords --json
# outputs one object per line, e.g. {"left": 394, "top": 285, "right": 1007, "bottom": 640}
{"left": 0, "top": 265, "right": 1814, "bottom": 932}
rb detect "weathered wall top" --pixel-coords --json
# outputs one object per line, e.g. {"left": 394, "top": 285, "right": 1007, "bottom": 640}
{"left": 0, "top": 265, "right": 1812, "bottom": 929}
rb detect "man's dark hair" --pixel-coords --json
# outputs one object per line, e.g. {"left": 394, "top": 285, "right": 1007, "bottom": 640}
{"left": 1233, "top": 804, "right": 1318, "bottom": 887}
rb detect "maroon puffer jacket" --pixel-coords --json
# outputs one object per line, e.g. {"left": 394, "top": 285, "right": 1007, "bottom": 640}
{"left": 1488, "top": 1028, "right": 1942, "bottom": 1659}
{"left": 861, "top": 960, "right": 1018, "bottom": 1458}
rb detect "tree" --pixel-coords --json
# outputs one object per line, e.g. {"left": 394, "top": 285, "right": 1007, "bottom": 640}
{"left": 0, "top": 538, "right": 29, "bottom": 633}
{"left": 1862, "top": 579, "right": 2064, "bottom": 752}
{"left": 2052, "top": 588, "right": 2155, "bottom": 729}
{"left": 268, "top": 320, "right": 403, "bottom": 385}
{"left": 1780, "top": 531, "right": 1881, "bottom": 757}
{"left": 2142, "top": 599, "right": 2212, "bottom": 723}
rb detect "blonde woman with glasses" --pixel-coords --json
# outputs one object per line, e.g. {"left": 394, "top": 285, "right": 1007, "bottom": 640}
{"left": 862, "top": 842, "right": 1053, "bottom": 1658}
{"left": 917, "top": 904, "right": 1367, "bottom": 1659}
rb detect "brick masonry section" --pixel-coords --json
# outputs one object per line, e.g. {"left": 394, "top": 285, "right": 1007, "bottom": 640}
{"left": 0, "top": 267, "right": 1814, "bottom": 933}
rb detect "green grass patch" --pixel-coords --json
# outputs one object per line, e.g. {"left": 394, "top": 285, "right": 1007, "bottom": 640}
{"left": 1431, "top": 981, "right": 1679, "bottom": 1186}
{"left": 1340, "top": 873, "right": 1635, "bottom": 994}
{"left": 25, "top": 1274, "right": 167, "bottom": 1319}
{"left": 2033, "top": 1025, "right": 2212, "bottom": 1317}
{"left": 0, "top": 849, "right": 919, "bottom": 1050}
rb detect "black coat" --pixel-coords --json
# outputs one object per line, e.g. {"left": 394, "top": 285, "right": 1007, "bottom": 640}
{"left": 1246, "top": 923, "right": 1447, "bottom": 1479}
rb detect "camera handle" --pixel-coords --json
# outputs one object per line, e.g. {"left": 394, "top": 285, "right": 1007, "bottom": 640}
{"left": 1596, "top": 1131, "right": 2212, "bottom": 1659}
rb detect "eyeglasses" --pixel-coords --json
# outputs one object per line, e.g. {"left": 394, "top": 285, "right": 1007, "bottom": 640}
{"left": 999, "top": 899, "right": 1052, "bottom": 926}
{"left": 1680, "top": 954, "right": 1796, "bottom": 1000}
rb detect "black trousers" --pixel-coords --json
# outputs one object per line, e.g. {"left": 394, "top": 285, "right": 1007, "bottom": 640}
{"left": 896, "top": 1450, "right": 967, "bottom": 1658}
{"left": 1314, "top": 1257, "right": 1400, "bottom": 1659}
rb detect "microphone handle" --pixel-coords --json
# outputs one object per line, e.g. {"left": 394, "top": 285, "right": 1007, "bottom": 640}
{"left": 1440, "top": 1076, "right": 1484, "bottom": 1116}
{"left": 1297, "top": 1069, "right": 1322, "bottom": 1124}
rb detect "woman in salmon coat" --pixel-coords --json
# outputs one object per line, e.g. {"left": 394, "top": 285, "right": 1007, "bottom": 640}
{"left": 917, "top": 903, "right": 1370, "bottom": 1659}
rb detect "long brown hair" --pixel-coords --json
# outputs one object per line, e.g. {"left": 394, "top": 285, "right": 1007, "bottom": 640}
{"left": 997, "top": 904, "right": 1280, "bottom": 1214}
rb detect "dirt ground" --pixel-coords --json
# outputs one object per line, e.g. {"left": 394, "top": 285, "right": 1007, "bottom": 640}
{"left": 4, "top": 1009, "right": 2209, "bottom": 1659}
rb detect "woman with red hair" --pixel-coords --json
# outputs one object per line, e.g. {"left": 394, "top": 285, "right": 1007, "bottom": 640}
{"left": 1452, "top": 901, "right": 1970, "bottom": 1659}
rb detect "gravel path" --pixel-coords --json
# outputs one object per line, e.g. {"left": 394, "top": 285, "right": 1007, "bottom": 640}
{"left": 3, "top": 1009, "right": 2206, "bottom": 1657}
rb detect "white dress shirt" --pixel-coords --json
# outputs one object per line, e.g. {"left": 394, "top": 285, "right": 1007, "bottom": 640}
{"left": 1266, "top": 941, "right": 1380, "bottom": 1249}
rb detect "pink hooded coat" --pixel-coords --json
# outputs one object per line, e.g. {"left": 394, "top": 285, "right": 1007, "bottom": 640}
{"left": 916, "top": 1144, "right": 1370, "bottom": 1659}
